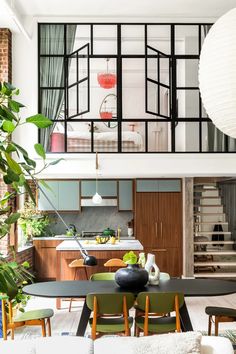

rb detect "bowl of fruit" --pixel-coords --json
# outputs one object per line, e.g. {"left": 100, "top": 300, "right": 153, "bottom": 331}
{"left": 95, "top": 235, "right": 110, "bottom": 244}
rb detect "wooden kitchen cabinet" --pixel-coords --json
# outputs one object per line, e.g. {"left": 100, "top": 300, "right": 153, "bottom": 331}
{"left": 145, "top": 247, "right": 181, "bottom": 278}
{"left": 135, "top": 181, "right": 182, "bottom": 277}
{"left": 33, "top": 240, "right": 62, "bottom": 281}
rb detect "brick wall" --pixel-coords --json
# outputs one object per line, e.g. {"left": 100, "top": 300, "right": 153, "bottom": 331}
{"left": 0, "top": 28, "right": 12, "bottom": 82}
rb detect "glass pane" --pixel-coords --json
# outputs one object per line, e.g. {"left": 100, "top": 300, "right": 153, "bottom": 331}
{"left": 40, "top": 57, "right": 64, "bottom": 87}
{"left": 122, "top": 59, "right": 150, "bottom": 119}
{"left": 49, "top": 121, "right": 65, "bottom": 153}
{"left": 40, "top": 24, "right": 65, "bottom": 55}
{"left": 177, "top": 89, "right": 200, "bottom": 118}
{"left": 68, "top": 85, "right": 77, "bottom": 118}
{"left": 122, "top": 25, "right": 145, "bottom": 55}
{"left": 148, "top": 122, "right": 170, "bottom": 152}
{"left": 66, "top": 122, "right": 91, "bottom": 152}
{"left": 202, "top": 122, "right": 227, "bottom": 152}
{"left": 147, "top": 53, "right": 169, "bottom": 86}
{"left": 40, "top": 89, "right": 64, "bottom": 120}
{"left": 177, "top": 59, "right": 199, "bottom": 88}
{"left": 69, "top": 25, "right": 90, "bottom": 54}
{"left": 79, "top": 80, "right": 89, "bottom": 114}
{"left": 175, "top": 25, "right": 199, "bottom": 55}
{"left": 93, "top": 25, "right": 117, "bottom": 55}
{"left": 175, "top": 122, "right": 200, "bottom": 152}
{"left": 200, "top": 25, "right": 212, "bottom": 49}
{"left": 122, "top": 122, "right": 144, "bottom": 152}
{"left": 147, "top": 25, "right": 171, "bottom": 55}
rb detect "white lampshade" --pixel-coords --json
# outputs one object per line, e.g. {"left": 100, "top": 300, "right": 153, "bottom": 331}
{"left": 92, "top": 192, "right": 102, "bottom": 205}
{"left": 199, "top": 8, "right": 236, "bottom": 138}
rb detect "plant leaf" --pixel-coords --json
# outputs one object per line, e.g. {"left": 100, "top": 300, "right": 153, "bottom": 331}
{"left": 34, "top": 143, "right": 46, "bottom": 159}
{"left": 2, "top": 120, "right": 15, "bottom": 133}
{"left": 26, "top": 114, "right": 52, "bottom": 128}
{"left": 38, "top": 179, "right": 51, "bottom": 191}
{"left": 6, "top": 168, "right": 20, "bottom": 182}
{"left": 48, "top": 158, "right": 64, "bottom": 166}
{"left": 5, "top": 212, "right": 21, "bottom": 225}
{"left": 5, "top": 153, "right": 22, "bottom": 175}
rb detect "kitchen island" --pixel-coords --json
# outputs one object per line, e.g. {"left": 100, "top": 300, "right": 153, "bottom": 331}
{"left": 56, "top": 239, "right": 143, "bottom": 281}
{"left": 55, "top": 239, "right": 143, "bottom": 309}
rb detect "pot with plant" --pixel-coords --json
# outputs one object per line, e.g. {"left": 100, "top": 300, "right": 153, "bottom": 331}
{"left": 115, "top": 251, "right": 148, "bottom": 289}
{"left": 18, "top": 202, "right": 51, "bottom": 244}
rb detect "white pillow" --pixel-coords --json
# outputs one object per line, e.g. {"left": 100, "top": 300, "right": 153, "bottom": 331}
{"left": 95, "top": 332, "right": 202, "bottom": 354}
{"left": 0, "top": 338, "right": 36, "bottom": 354}
{"left": 35, "top": 337, "right": 93, "bottom": 354}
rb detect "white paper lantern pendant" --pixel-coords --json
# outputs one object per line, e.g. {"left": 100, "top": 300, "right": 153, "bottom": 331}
{"left": 199, "top": 8, "right": 236, "bottom": 138}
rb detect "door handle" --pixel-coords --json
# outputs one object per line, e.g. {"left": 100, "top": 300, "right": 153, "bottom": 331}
{"left": 160, "top": 221, "right": 163, "bottom": 239}
{"left": 155, "top": 222, "right": 158, "bottom": 236}
{"left": 152, "top": 249, "right": 167, "bottom": 252}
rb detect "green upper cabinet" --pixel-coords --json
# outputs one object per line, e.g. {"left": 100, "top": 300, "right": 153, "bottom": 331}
{"left": 58, "top": 181, "right": 80, "bottom": 211}
{"left": 118, "top": 180, "right": 133, "bottom": 211}
{"left": 38, "top": 181, "right": 59, "bottom": 211}
{"left": 136, "top": 179, "right": 181, "bottom": 192}
{"left": 37, "top": 180, "right": 80, "bottom": 211}
{"left": 81, "top": 180, "right": 117, "bottom": 197}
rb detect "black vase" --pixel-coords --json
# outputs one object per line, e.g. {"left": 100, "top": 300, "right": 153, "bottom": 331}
{"left": 115, "top": 264, "right": 149, "bottom": 289}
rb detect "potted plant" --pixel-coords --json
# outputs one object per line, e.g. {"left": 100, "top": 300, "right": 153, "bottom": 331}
{"left": 115, "top": 251, "right": 148, "bottom": 289}
{"left": 0, "top": 81, "right": 61, "bottom": 338}
{"left": 18, "top": 202, "right": 51, "bottom": 244}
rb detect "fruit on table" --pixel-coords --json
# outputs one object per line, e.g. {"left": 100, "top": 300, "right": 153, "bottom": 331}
{"left": 96, "top": 235, "right": 110, "bottom": 244}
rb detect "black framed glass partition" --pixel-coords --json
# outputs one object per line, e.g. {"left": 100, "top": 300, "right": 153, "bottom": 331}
{"left": 38, "top": 22, "right": 236, "bottom": 154}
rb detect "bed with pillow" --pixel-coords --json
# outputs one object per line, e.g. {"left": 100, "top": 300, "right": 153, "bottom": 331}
{"left": 51, "top": 123, "right": 144, "bottom": 152}
{"left": 66, "top": 130, "right": 143, "bottom": 152}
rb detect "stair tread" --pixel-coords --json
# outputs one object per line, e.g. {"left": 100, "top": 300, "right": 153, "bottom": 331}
{"left": 194, "top": 272, "right": 236, "bottom": 278}
{"left": 195, "top": 232, "right": 231, "bottom": 235}
{"left": 194, "top": 241, "right": 235, "bottom": 245}
{"left": 194, "top": 262, "right": 236, "bottom": 266}
{"left": 194, "top": 251, "right": 236, "bottom": 255}
{"left": 195, "top": 222, "right": 228, "bottom": 225}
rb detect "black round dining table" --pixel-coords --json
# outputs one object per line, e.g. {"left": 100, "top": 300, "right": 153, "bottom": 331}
{"left": 23, "top": 278, "right": 236, "bottom": 336}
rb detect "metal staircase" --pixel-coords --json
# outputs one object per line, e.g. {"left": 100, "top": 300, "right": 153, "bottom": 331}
{"left": 193, "top": 183, "right": 236, "bottom": 278}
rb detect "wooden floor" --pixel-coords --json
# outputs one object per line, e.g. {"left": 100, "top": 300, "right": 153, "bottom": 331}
{"left": 8, "top": 293, "right": 236, "bottom": 340}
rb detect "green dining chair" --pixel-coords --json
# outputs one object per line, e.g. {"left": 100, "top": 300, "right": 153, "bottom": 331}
{"left": 135, "top": 292, "right": 184, "bottom": 336}
{"left": 0, "top": 283, "right": 54, "bottom": 340}
{"left": 86, "top": 292, "right": 135, "bottom": 339}
{"left": 90, "top": 272, "right": 115, "bottom": 281}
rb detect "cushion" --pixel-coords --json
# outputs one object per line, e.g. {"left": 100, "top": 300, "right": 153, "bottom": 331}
{"left": 14, "top": 308, "right": 54, "bottom": 322}
{"left": 205, "top": 306, "right": 236, "bottom": 317}
{"left": 35, "top": 337, "right": 93, "bottom": 354}
{"left": 94, "top": 333, "right": 202, "bottom": 354}
{"left": 201, "top": 336, "right": 234, "bottom": 354}
{"left": 0, "top": 338, "right": 36, "bottom": 354}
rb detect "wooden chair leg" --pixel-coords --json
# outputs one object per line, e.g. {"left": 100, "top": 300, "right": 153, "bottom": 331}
{"left": 41, "top": 319, "right": 46, "bottom": 337}
{"left": 11, "top": 328, "right": 14, "bottom": 340}
{"left": 69, "top": 299, "right": 73, "bottom": 312}
{"left": 208, "top": 315, "right": 212, "bottom": 335}
{"left": 135, "top": 325, "right": 140, "bottom": 337}
{"left": 2, "top": 300, "right": 8, "bottom": 341}
{"left": 215, "top": 317, "right": 219, "bottom": 336}
{"left": 47, "top": 318, "right": 52, "bottom": 336}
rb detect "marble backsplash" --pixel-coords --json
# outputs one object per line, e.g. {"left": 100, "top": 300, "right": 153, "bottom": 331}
{"left": 48, "top": 207, "right": 133, "bottom": 236}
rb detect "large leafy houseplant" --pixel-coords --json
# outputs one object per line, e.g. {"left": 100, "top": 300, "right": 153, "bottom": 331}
{"left": 0, "top": 82, "right": 60, "bottom": 296}
{"left": 18, "top": 201, "right": 51, "bottom": 244}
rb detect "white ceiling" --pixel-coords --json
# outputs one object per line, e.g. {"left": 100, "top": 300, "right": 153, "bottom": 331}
{"left": 0, "top": 0, "right": 236, "bottom": 35}
{"left": 14, "top": 0, "right": 236, "bottom": 18}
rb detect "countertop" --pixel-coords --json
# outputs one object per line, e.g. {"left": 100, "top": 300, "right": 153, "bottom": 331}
{"left": 33, "top": 236, "right": 135, "bottom": 241}
{"left": 56, "top": 239, "right": 143, "bottom": 251}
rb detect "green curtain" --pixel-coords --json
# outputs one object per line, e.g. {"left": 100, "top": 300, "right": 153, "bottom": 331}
{"left": 39, "top": 24, "right": 76, "bottom": 151}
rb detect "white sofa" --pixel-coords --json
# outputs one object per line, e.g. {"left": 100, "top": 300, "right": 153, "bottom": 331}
{"left": 0, "top": 334, "right": 234, "bottom": 354}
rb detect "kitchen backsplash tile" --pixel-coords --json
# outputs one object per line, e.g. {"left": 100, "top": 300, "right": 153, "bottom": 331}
{"left": 49, "top": 207, "right": 133, "bottom": 236}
